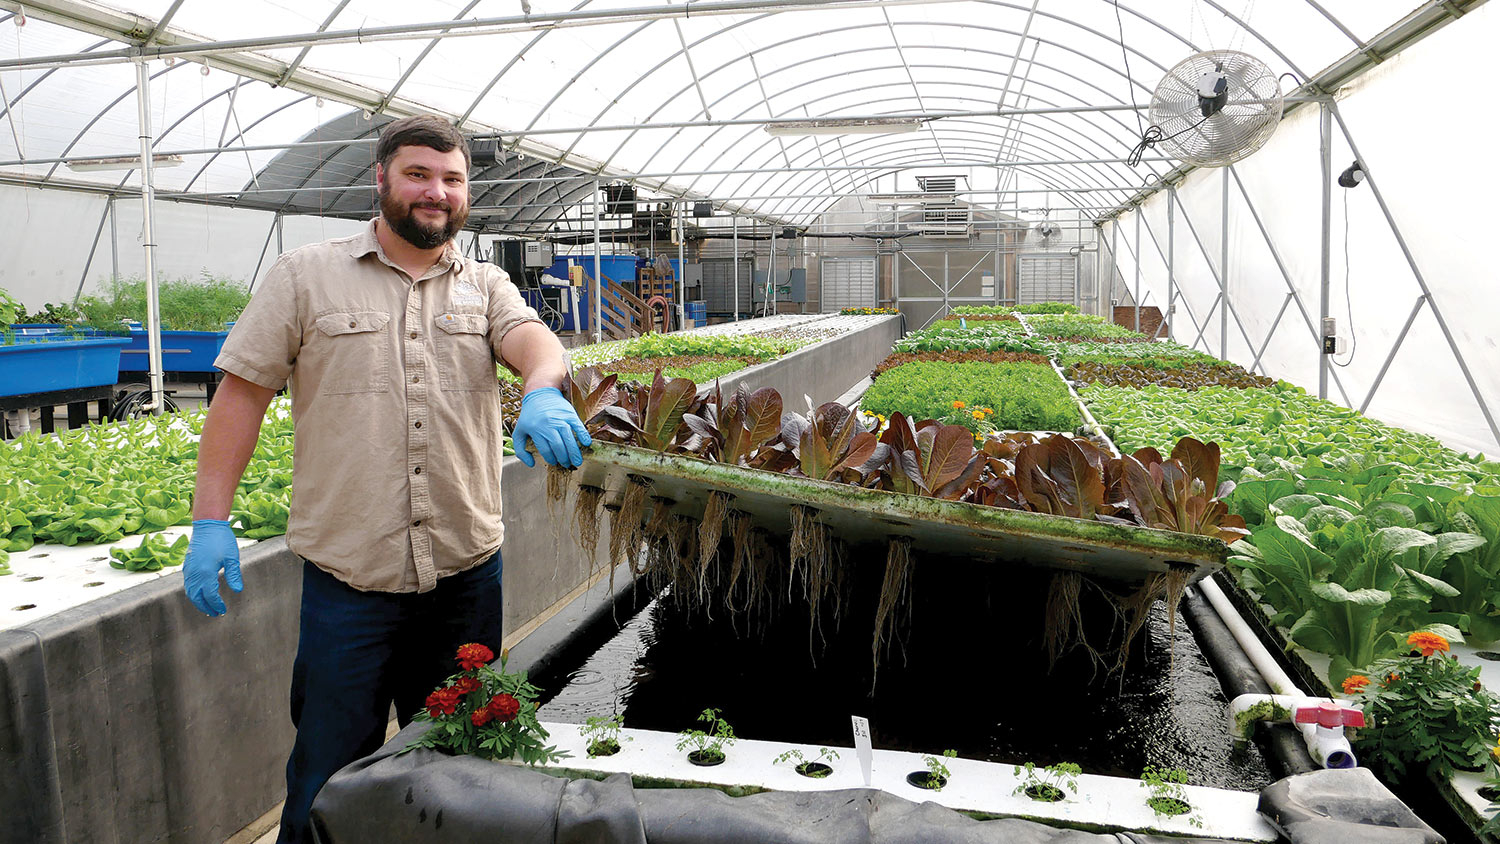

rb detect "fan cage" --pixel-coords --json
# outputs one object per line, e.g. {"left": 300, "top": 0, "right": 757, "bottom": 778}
{"left": 1149, "top": 50, "right": 1284, "bottom": 167}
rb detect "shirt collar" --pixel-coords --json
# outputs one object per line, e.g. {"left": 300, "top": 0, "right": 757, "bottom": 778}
{"left": 350, "top": 218, "right": 464, "bottom": 275}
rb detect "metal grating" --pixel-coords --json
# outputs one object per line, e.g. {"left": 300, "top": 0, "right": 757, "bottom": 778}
{"left": 700, "top": 257, "right": 756, "bottom": 315}
{"left": 1018, "top": 254, "right": 1077, "bottom": 305}
{"left": 820, "top": 257, "right": 878, "bottom": 312}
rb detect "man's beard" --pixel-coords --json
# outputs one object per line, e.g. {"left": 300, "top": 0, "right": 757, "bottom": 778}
{"left": 379, "top": 183, "right": 469, "bottom": 250}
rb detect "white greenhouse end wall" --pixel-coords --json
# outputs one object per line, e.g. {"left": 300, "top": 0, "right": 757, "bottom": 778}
{"left": 1102, "top": 2, "right": 1500, "bottom": 458}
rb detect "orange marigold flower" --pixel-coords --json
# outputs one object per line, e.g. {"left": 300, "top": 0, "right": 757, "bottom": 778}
{"left": 1341, "top": 675, "right": 1371, "bottom": 695}
{"left": 456, "top": 642, "right": 495, "bottom": 672}
{"left": 1407, "top": 631, "right": 1450, "bottom": 657}
{"left": 1385, "top": 673, "right": 1401, "bottom": 685}
{"left": 952, "top": 401, "right": 966, "bottom": 410}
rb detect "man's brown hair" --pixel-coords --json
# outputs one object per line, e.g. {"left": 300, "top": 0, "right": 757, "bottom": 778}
{"left": 375, "top": 115, "right": 471, "bottom": 171}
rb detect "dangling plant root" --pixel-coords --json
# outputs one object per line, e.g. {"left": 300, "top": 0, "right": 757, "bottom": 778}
{"left": 828, "top": 540, "right": 850, "bottom": 633}
{"left": 673, "top": 514, "right": 699, "bottom": 590}
{"left": 1043, "top": 572, "right": 1087, "bottom": 669}
{"left": 642, "top": 497, "right": 678, "bottom": 581}
{"left": 1111, "top": 573, "right": 1170, "bottom": 676}
{"left": 573, "top": 485, "right": 606, "bottom": 570}
{"left": 696, "top": 491, "right": 733, "bottom": 601}
{"left": 724, "top": 510, "right": 753, "bottom": 608}
{"left": 1160, "top": 565, "right": 1192, "bottom": 670}
{"left": 602, "top": 503, "right": 623, "bottom": 595}
{"left": 613, "top": 476, "right": 653, "bottom": 572}
{"left": 789, "top": 505, "right": 832, "bottom": 655}
{"left": 545, "top": 464, "right": 571, "bottom": 524}
{"left": 745, "top": 528, "right": 778, "bottom": 636}
{"left": 871, "top": 537, "right": 915, "bottom": 691}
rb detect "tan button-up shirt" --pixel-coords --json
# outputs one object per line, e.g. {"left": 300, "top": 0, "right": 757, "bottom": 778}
{"left": 215, "top": 221, "right": 542, "bottom": 593}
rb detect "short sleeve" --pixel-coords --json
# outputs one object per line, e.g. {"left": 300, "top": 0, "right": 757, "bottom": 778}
{"left": 482, "top": 263, "right": 544, "bottom": 371}
{"left": 215, "top": 254, "right": 303, "bottom": 390}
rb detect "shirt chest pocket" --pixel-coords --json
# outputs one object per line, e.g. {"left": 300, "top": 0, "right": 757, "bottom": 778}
{"left": 313, "top": 311, "right": 391, "bottom": 395}
{"left": 435, "top": 312, "right": 497, "bottom": 392}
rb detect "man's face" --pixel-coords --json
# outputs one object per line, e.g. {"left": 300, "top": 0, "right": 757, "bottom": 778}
{"left": 376, "top": 144, "right": 470, "bottom": 250}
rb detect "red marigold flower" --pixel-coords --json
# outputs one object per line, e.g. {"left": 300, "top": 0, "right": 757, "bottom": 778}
{"left": 1385, "top": 673, "right": 1401, "bottom": 685}
{"left": 488, "top": 693, "right": 521, "bottom": 723}
{"left": 471, "top": 707, "right": 495, "bottom": 727}
{"left": 454, "top": 676, "right": 480, "bottom": 694}
{"left": 1341, "top": 675, "right": 1371, "bottom": 695}
{"left": 456, "top": 643, "right": 495, "bottom": 672}
{"left": 424, "top": 687, "right": 461, "bottom": 718}
{"left": 1406, "top": 631, "right": 1450, "bottom": 657}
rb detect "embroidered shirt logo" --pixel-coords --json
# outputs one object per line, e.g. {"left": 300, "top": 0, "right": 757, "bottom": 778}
{"left": 451, "top": 279, "right": 484, "bottom": 309}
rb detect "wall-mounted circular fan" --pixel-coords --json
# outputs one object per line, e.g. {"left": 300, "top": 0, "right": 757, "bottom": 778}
{"left": 1148, "top": 50, "right": 1283, "bottom": 167}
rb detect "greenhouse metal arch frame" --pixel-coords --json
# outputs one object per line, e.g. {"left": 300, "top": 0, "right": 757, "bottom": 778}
{"left": 0, "top": 0, "right": 1495, "bottom": 454}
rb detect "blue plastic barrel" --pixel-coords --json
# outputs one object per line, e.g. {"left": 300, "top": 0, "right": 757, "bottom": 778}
{"left": 686, "top": 302, "right": 707, "bottom": 322}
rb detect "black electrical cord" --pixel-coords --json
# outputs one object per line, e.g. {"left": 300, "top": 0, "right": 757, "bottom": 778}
{"left": 110, "top": 386, "right": 179, "bottom": 422}
{"left": 1127, "top": 116, "right": 1210, "bottom": 167}
{"left": 1332, "top": 189, "right": 1357, "bottom": 367}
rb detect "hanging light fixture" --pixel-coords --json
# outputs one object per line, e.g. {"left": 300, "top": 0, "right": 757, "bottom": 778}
{"left": 1337, "top": 160, "right": 1365, "bottom": 188}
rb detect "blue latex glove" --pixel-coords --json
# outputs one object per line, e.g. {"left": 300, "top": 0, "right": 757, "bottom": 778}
{"left": 511, "top": 387, "right": 592, "bottom": 469}
{"left": 184, "top": 519, "right": 242, "bottom": 617}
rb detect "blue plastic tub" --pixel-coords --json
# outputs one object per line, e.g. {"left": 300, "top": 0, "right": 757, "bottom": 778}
{"left": 0, "top": 336, "right": 130, "bottom": 397}
{"left": 118, "top": 328, "right": 230, "bottom": 373}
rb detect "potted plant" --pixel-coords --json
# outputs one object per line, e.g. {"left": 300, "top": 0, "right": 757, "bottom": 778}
{"left": 1343, "top": 631, "right": 1500, "bottom": 781}
{"left": 774, "top": 747, "right": 840, "bottom": 778}
{"left": 581, "top": 713, "right": 629, "bottom": 758}
{"left": 1140, "top": 765, "right": 1202, "bottom": 827}
{"left": 1013, "top": 760, "right": 1080, "bottom": 802}
{"left": 401, "top": 643, "right": 566, "bottom": 764}
{"left": 906, "top": 749, "right": 956, "bottom": 790}
{"left": 675, "top": 708, "right": 736, "bottom": 766}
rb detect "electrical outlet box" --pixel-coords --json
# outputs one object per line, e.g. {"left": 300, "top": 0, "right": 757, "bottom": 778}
{"left": 1323, "top": 336, "right": 1338, "bottom": 355}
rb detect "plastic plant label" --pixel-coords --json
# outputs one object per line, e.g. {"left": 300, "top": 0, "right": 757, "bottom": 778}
{"left": 851, "top": 715, "right": 873, "bottom": 786}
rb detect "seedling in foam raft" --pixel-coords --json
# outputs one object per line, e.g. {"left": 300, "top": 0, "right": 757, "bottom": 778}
{"left": 908, "top": 749, "right": 956, "bottom": 790}
{"left": 581, "top": 713, "right": 629, "bottom": 758}
{"left": 1013, "top": 761, "right": 1080, "bottom": 802}
{"left": 675, "top": 708, "right": 736, "bottom": 766}
{"left": 774, "top": 747, "right": 840, "bottom": 778}
{"left": 1140, "top": 765, "right": 1203, "bottom": 828}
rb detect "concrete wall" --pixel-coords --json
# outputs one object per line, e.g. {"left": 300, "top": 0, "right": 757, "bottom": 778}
{"left": 0, "top": 315, "right": 899, "bottom": 844}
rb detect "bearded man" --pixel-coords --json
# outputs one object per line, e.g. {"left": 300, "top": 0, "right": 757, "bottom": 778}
{"left": 180, "top": 114, "right": 589, "bottom": 844}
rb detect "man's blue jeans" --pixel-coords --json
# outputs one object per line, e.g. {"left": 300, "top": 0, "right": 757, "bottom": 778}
{"left": 278, "top": 552, "right": 503, "bottom": 844}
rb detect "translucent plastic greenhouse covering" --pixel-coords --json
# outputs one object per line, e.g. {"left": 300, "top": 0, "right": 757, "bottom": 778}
{"left": 1, "top": 0, "right": 1496, "bottom": 454}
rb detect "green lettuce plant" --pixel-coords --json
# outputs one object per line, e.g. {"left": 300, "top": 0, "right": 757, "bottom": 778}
{"left": 109, "top": 533, "right": 190, "bottom": 572}
{"left": 860, "top": 360, "right": 1079, "bottom": 434}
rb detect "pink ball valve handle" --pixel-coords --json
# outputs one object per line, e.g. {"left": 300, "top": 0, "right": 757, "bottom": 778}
{"left": 1294, "top": 700, "right": 1366, "bottom": 729}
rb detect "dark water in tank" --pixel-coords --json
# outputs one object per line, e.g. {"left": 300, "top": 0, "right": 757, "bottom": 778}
{"left": 537, "top": 556, "right": 1273, "bottom": 791}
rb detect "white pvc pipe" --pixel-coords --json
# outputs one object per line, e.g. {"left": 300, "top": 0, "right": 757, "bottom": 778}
{"left": 1227, "top": 693, "right": 1359, "bottom": 770}
{"left": 1197, "top": 577, "right": 1301, "bottom": 696}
